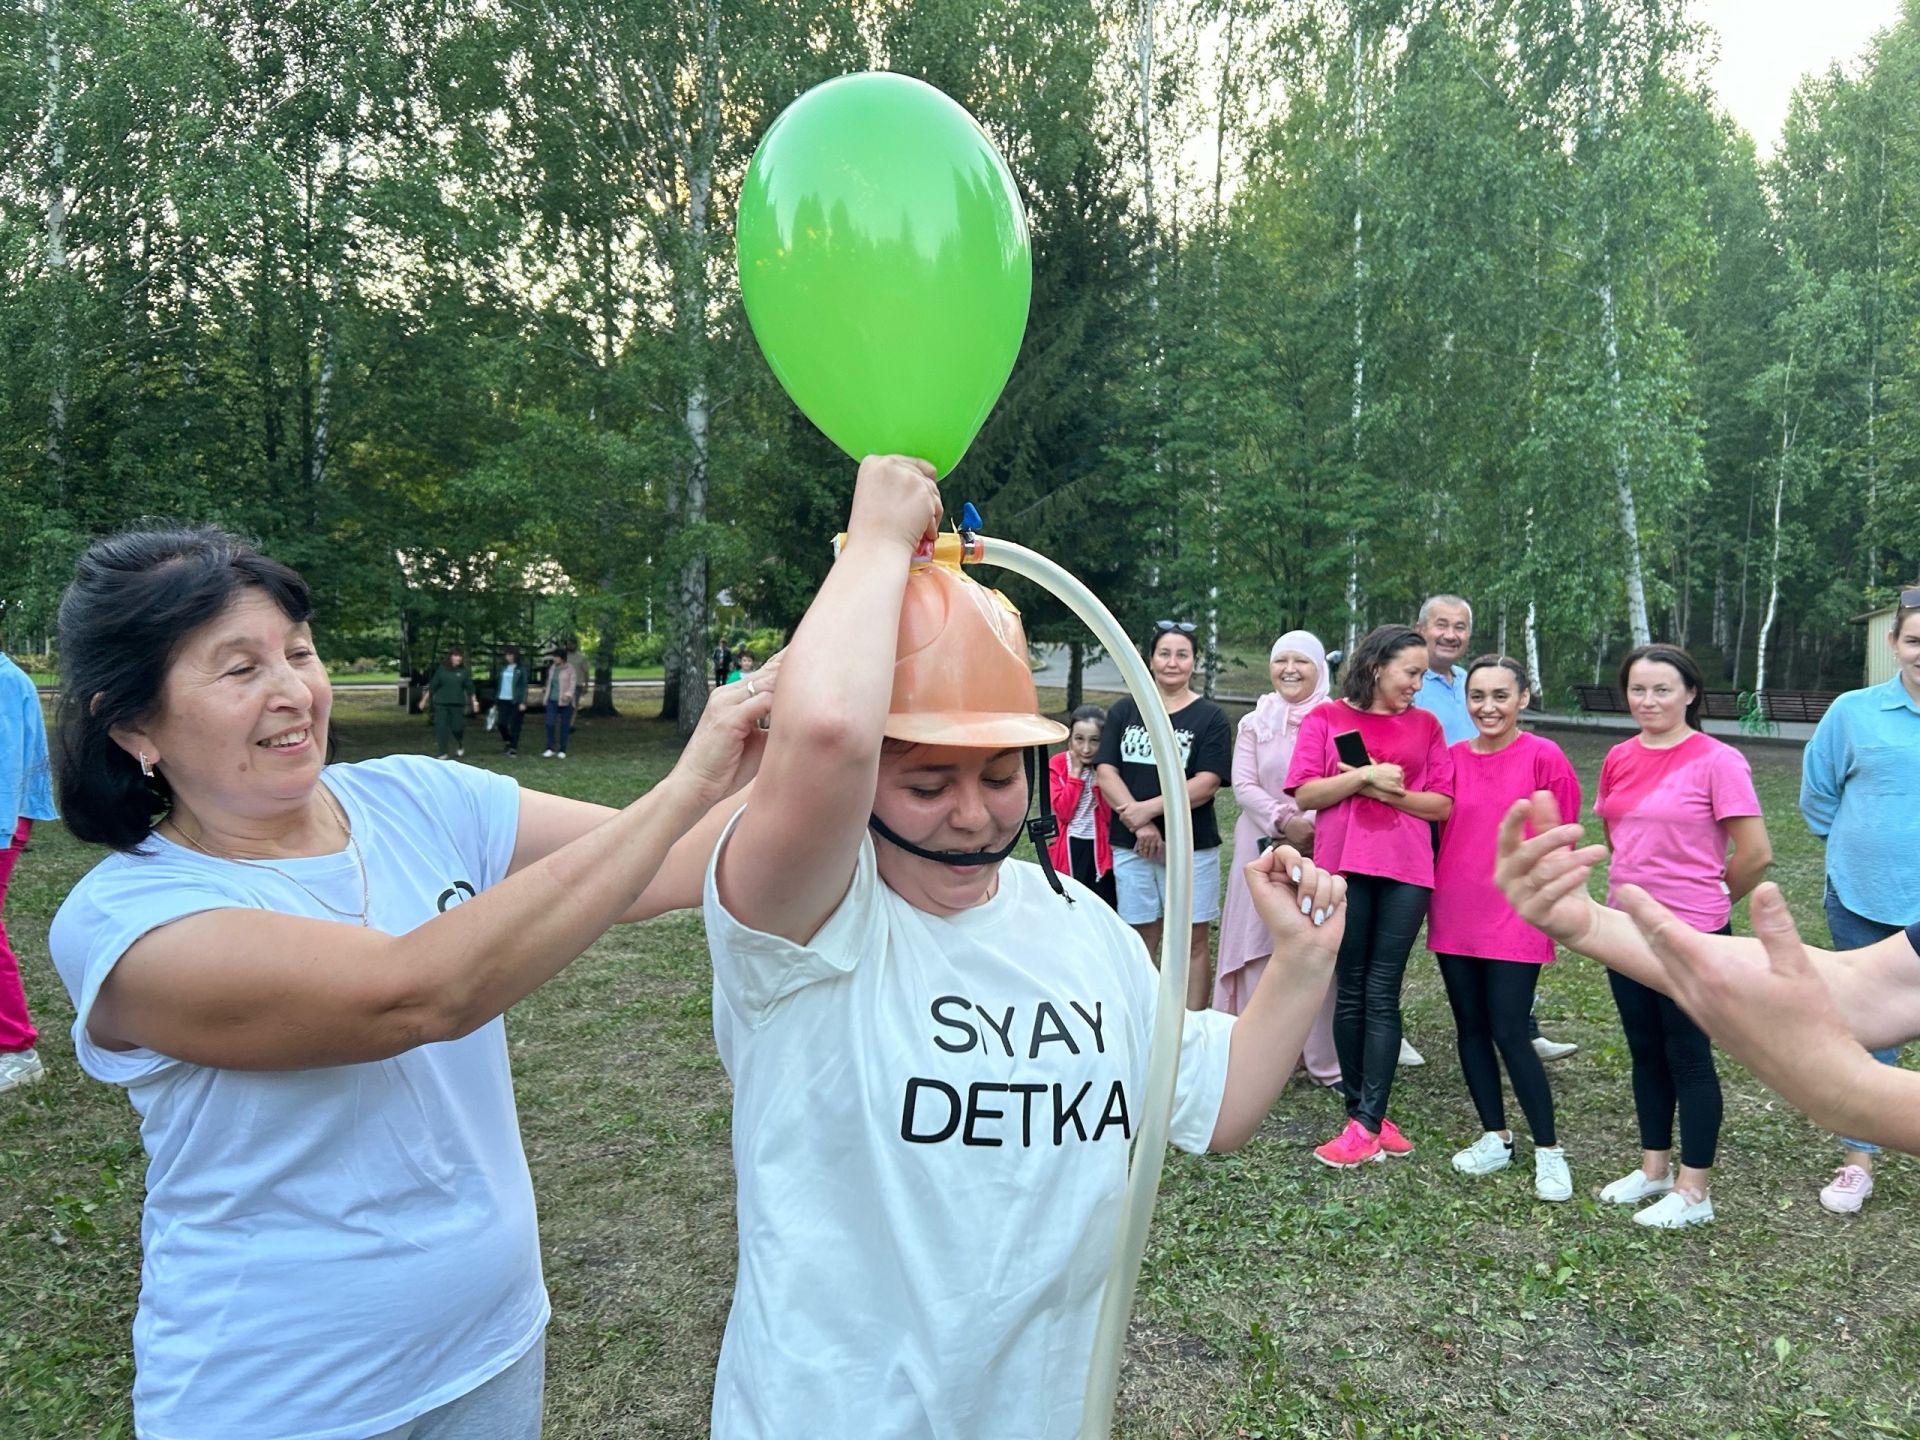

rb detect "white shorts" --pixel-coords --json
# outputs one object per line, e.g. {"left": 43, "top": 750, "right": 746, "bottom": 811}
{"left": 1112, "top": 844, "right": 1222, "bottom": 926}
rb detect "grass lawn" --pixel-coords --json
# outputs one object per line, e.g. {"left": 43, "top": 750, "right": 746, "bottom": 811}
{"left": 2, "top": 689, "right": 1916, "bottom": 1439}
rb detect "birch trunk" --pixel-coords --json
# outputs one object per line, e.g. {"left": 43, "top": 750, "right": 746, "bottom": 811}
{"left": 670, "top": 9, "right": 720, "bottom": 739}
{"left": 43, "top": 0, "right": 68, "bottom": 503}
{"left": 1346, "top": 20, "right": 1366, "bottom": 655}
{"left": 1755, "top": 347, "right": 1797, "bottom": 697}
{"left": 1599, "top": 250, "right": 1651, "bottom": 647}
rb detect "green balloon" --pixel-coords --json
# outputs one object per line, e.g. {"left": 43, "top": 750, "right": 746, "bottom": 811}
{"left": 737, "top": 72, "right": 1032, "bottom": 479}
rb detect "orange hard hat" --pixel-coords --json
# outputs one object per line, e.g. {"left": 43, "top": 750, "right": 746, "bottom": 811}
{"left": 882, "top": 534, "right": 1068, "bottom": 748}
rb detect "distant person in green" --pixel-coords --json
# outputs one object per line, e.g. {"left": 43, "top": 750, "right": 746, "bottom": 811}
{"left": 415, "top": 647, "right": 479, "bottom": 760}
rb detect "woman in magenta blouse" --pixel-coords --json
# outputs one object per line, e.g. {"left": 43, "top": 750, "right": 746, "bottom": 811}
{"left": 1287, "top": 625, "right": 1454, "bottom": 1167}
{"left": 1427, "top": 656, "right": 1581, "bottom": 1202}
{"left": 1593, "top": 644, "right": 1773, "bottom": 1229}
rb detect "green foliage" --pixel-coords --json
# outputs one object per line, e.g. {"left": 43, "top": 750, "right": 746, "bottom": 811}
{"left": 2, "top": 0, "right": 1916, "bottom": 696}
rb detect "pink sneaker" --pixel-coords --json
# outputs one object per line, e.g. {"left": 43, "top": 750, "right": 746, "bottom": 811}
{"left": 1376, "top": 1119, "right": 1415, "bottom": 1157}
{"left": 1315, "top": 1119, "right": 1384, "bottom": 1169}
{"left": 1819, "top": 1164, "right": 1874, "bottom": 1215}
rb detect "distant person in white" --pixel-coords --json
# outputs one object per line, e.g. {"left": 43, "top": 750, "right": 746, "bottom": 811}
{"left": 701, "top": 457, "right": 1348, "bottom": 1439}
{"left": 46, "top": 525, "right": 772, "bottom": 1440}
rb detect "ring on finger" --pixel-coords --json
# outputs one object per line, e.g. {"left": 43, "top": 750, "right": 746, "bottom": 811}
{"left": 746, "top": 679, "right": 757, "bottom": 698}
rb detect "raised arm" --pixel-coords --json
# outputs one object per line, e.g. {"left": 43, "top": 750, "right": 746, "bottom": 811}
{"left": 714, "top": 455, "right": 941, "bottom": 944}
{"left": 87, "top": 682, "right": 776, "bottom": 1071}
{"left": 1494, "top": 791, "right": 1920, "bottom": 1051}
{"left": 1615, "top": 883, "right": 1920, "bottom": 1155}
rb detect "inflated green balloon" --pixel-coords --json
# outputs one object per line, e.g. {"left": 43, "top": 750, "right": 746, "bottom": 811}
{"left": 737, "top": 72, "right": 1032, "bottom": 478}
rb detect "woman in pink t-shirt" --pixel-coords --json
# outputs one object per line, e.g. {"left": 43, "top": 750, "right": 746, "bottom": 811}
{"left": 1287, "top": 625, "right": 1455, "bottom": 1167}
{"left": 1428, "top": 656, "right": 1581, "bottom": 1201}
{"left": 1593, "top": 644, "right": 1773, "bottom": 1229}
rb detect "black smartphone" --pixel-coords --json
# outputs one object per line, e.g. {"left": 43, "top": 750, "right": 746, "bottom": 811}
{"left": 1257, "top": 836, "right": 1277, "bottom": 856}
{"left": 1334, "top": 730, "right": 1371, "bottom": 770}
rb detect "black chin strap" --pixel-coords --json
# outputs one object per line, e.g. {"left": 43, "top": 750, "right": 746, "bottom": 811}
{"left": 867, "top": 747, "right": 1072, "bottom": 902}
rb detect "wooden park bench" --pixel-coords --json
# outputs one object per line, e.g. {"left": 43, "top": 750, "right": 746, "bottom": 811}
{"left": 1573, "top": 684, "right": 1629, "bottom": 714}
{"left": 1758, "top": 690, "right": 1841, "bottom": 724}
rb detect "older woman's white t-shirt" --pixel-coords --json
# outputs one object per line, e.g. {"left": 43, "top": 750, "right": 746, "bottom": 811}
{"left": 49, "top": 755, "right": 545, "bottom": 1440}
{"left": 704, "top": 818, "right": 1235, "bottom": 1440}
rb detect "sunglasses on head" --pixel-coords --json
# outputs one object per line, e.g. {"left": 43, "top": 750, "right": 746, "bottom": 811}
{"left": 1903, "top": 587, "right": 1920, "bottom": 609}
{"left": 1154, "top": 619, "right": 1198, "bottom": 636}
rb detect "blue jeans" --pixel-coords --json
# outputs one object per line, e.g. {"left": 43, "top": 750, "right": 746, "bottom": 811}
{"left": 1824, "top": 884, "right": 1905, "bottom": 1156}
{"left": 544, "top": 702, "right": 574, "bottom": 753}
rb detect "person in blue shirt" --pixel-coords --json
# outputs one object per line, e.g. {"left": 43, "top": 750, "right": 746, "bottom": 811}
{"left": 0, "top": 651, "right": 59, "bottom": 1095}
{"left": 1798, "top": 581, "right": 1920, "bottom": 1213}
{"left": 1412, "top": 594, "right": 1475, "bottom": 745}
{"left": 493, "top": 645, "right": 529, "bottom": 756}
{"left": 1409, "top": 593, "right": 1576, "bottom": 1068}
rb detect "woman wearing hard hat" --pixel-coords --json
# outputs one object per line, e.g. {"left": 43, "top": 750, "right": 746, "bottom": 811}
{"left": 700, "top": 455, "right": 1350, "bottom": 1439}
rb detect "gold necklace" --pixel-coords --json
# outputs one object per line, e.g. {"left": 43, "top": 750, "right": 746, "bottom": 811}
{"left": 168, "top": 787, "right": 372, "bottom": 927}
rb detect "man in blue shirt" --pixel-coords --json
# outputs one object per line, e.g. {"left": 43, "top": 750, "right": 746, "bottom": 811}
{"left": 1409, "top": 592, "right": 1576, "bottom": 1064}
{"left": 1798, "top": 584, "right": 1920, "bottom": 1213}
{"left": 1412, "top": 594, "right": 1475, "bottom": 745}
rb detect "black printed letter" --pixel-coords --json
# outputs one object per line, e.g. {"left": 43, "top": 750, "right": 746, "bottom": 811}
{"left": 901, "top": 1078, "right": 961, "bottom": 1144}
{"left": 931, "top": 996, "right": 978, "bottom": 1054}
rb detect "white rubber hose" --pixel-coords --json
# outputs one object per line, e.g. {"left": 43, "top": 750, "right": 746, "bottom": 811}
{"left": 959, "top": 533, "right": 1191, "bottom": 1440}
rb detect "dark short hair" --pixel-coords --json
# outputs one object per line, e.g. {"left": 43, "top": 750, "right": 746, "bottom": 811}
{"left": 1618, "top": 643, "right": 1704, "bottom": 731}
{"left": 1341, "top": 625, "right": 1426, "bottom": 709}
{"left": 1464, "top": 653, "right": 1530, "bottom": 694}
{"left": 56, "top": 526, "right": 315, "bottom": 852}
{"left": 1068, "top": 704, "right": 1107, "bottom": 728}
{"left": 502, "top": 645, "right": 521, "bottom": 659}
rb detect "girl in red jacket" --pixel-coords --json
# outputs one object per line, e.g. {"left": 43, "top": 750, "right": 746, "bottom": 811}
{"left": 1049, "top": 704, "right": 1117, "bottom": 908}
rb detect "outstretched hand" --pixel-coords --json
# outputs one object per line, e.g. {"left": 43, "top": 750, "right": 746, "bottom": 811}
{"left": 1616, "top": 881, "right": 1860, "bottom": 1102}
{"left": 1244, "top": 843, "right": 1347, "bottom": 959}
{"left": 1493, "top": 790, "right": 1609, "bottom": 950}
{"left": 674, "top": 654, "right": 782, "bottom": 805}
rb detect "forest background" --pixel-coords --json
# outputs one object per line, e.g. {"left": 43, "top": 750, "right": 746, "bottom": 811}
{"left": 5, "top": 0, "right": 1919, "bottom": 731}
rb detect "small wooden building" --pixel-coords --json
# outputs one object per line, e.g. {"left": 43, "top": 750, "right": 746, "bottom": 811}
{"left": 1855, "top": 605, "right": 1898, "bottom": 689}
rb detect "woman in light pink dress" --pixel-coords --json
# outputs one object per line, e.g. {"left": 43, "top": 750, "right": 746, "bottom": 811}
{"left": 1214, "top": 631, "right": 1338, "bottom": 1082}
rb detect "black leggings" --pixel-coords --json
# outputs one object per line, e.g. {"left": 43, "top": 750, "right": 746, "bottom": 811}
{"left": 1608, "top": 940, "right": 1724, "bottom": 1168}
{"left": 1332, "top": 874, "right": 1430, "bottom": 1131}
{"left": 1068, "top": 836, "right": 1118, "bottom": 909}
{"left": 1436, "top": 954, "right": 1556, "bottom": 1146}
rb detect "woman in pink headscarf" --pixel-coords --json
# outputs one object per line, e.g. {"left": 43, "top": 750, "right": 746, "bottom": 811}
{"left": 1215, "top": 633, "right": 1338, "bottom": 1077}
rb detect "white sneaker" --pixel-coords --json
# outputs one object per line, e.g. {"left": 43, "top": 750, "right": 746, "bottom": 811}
{"left": 1633, "top": 1188, "right": 1714, "bottom": 1228}
{"left": 0, "top": 1048, "right": 45, "bottom": 1095}
{"left": 1534, "top": 1146, "right": 1573, "bottom": 1202}
{"left": 542, "top": 749, "right": 555, "bottom": 758}
{"left": 1398, "top": 1038, "right": 1426, "bottom": 1067}
{"left": 1819, "top": 1164, "right": 1874, "bottom": 1215}
{"left": 556, "top": 751, "right": 567, "bottom": 760}
{"left": 455, "top": 748, "right": 464, "bottom": 758}
{"left": 1599, "top": 1166, "right": 1675, "bottom": 1204}
{"left": 1452, "top": 1131, "right": 1514, "bottom": 1175}
{"left": 1532, "top": 1035, "right": 1579, "bottom": 1061}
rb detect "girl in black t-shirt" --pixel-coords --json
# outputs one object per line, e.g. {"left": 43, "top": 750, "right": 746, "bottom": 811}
{"left": 1094, "top": 621, "right": 1234, "bottom": 1010}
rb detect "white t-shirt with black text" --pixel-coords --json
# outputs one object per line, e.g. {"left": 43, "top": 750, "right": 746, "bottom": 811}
{"left": 704, "top": 819, "right": 1234, "bottom": 1440}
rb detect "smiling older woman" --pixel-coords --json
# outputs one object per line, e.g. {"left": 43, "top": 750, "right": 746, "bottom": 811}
{"left": 47, "top": 527, "right": 772, "bottom": 1440}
